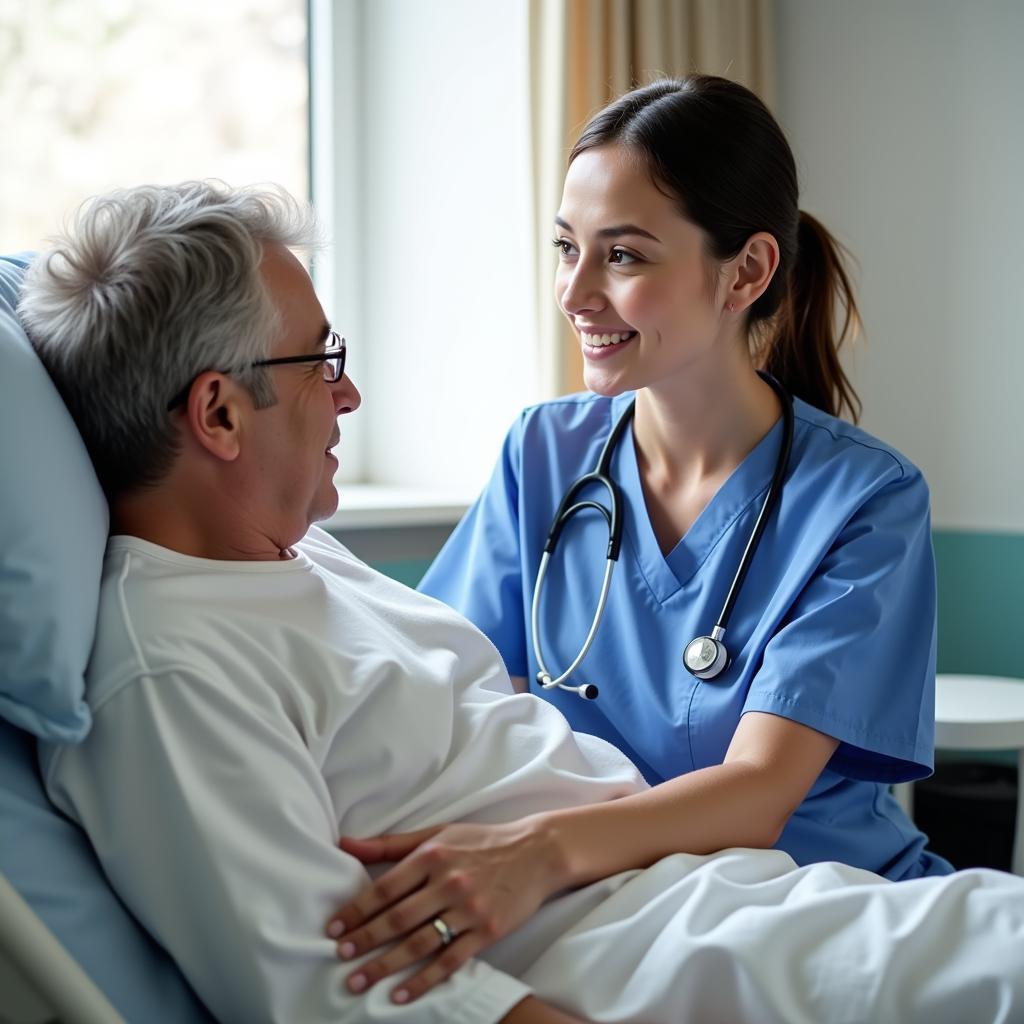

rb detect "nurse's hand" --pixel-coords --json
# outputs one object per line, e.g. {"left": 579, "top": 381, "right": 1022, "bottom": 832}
{"left": 327, "top": 816, "right": 563, "bottom": 1003}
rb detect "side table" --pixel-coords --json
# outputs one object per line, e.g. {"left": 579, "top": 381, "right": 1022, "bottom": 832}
{"left": 894, "top": 674, "right": 1024, "bottom": 875}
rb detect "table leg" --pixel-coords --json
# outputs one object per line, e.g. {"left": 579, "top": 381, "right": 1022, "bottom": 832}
{"left": 892, "top": 781, "right": 914, "bottom": 819}
{"left": 1014, "top": 750, "right": 1024, "bottom": 876}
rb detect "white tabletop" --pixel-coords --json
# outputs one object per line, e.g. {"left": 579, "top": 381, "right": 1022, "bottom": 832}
{"left": 935, "top": 674, "right": 1024, "bottom": 750}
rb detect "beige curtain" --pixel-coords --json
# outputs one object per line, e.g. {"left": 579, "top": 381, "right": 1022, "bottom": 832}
{"left": 528, "top": 0, "right": 776, "bottom": 395}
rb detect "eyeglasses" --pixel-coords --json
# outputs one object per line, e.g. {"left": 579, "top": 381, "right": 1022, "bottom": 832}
{"left": 166, "top": 331, "right": 347, "bottom": 411}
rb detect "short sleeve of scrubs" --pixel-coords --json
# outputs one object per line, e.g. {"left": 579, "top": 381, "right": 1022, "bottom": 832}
{"left": 420, "top": 416, "right": 529, "bottom": 677}
{"left": 744, "top": 464, "right": 937, "bottom": 783}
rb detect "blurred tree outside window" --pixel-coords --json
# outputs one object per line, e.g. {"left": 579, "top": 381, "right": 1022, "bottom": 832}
{"left": 0, "top": 0, "right": 308, "bottom": 252}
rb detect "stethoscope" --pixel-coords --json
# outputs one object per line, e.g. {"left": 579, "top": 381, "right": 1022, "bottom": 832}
{"left": 531, "top": 372, "right": 794, "bottom": 701}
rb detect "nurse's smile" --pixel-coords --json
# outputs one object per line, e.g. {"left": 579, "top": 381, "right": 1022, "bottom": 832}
{"left": 579, "top": 327, "right": 638, "bottom": 360}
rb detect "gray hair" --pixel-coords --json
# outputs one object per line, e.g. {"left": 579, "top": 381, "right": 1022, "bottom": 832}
{"left": 17, "top": 181, "right": 320, "bottom": 498}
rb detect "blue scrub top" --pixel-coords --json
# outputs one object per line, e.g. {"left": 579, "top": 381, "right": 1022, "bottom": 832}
{"left": 420, "top": 392, "right": 953, "bottom": 880}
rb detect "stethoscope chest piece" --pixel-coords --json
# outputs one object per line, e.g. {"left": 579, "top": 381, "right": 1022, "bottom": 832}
{"left": 683, "top": 632, "right": 729, "bottom": 680}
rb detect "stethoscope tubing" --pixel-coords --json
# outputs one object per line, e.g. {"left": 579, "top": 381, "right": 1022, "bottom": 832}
{"left": 531, "top": 373, "right": 794, "bottom": 696}
{"left": 532, "top": 404, "right": 634, "bottom": 693}
{"left": 531, "top": 550, "right": 615, "bottom": 689}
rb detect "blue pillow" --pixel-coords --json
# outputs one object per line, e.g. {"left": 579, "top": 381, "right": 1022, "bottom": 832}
{"left": 0, "top": 719, "right": 216, "bottom": 1021}
{"left": 0, "top": 253, "right": 106, "bottom": 742}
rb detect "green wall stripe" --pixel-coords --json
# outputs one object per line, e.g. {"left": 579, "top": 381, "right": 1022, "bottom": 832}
{"left": 370, "top": 558, "right": 433, "bottom": 590}
{"left": 933, "top": 529, "right": 1024, "bottom": 680}
{"left": 371, "top": 529, "right": 1024, "bottom": 682}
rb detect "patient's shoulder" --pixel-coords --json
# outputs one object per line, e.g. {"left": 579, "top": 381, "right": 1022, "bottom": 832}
{"left": 85, "top": 536, "right": 314, "bottom": 711}
{"left": 299, "top": 524, "right": 356, "bottom": 560}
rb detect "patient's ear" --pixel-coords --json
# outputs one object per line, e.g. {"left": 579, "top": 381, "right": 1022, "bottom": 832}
{"left": 184, "top": 373, "right": 243, "bottom": 462}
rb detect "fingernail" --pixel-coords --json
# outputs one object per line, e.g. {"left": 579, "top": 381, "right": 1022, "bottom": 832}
{"left": 326, "top": 920, "right": 344, "bottom": 938}
{"left": 348, "top": 973, "right": 367, "bottom": 993}
{"left": 393, "top": 989, "right": 409, "bottom": 1004}
{"left": 339, "top": 941, "right": 356, "bottom": 960}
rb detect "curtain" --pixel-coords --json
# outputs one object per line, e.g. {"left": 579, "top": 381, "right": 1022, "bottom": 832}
{"left": 529, "top": 0, "right": 776, "bottom": 395}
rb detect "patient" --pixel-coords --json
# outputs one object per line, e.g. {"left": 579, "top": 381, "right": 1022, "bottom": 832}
{"left": 21, "top": 183, "right": 1024, "bottom": 1024}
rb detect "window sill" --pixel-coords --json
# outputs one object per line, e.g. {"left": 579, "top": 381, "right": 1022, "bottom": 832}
{"left": 323, "top": 483, "right": 473, "bottom": 531}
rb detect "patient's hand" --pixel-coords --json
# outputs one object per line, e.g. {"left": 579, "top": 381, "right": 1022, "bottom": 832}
{"left": 327, "top": 816, "right": 565, "bottom": 1004}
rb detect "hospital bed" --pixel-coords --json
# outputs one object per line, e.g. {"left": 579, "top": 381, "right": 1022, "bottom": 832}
{"left": 0, "top": 714, "right": 210, "bottom": 1023}
{"left": 0, "top": 871, "right": 123, "bottom": 1024}
{"left": 1, "top": 254, "right": 215, "bottom": 1022}
{"left": 5, "top": 250, "right": 1024, "bottom": 1023}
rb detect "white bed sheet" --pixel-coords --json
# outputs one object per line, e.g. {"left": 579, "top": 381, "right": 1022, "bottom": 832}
{"left": 483, "top": 847, "right": 1023, "bottom": 1024}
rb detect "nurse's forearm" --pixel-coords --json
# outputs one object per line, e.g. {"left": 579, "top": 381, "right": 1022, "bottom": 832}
{"left": 534, "top": 710, "right": 837, "bottom": 888}
{"left": 534, "top": 759, "right": 794, "bottom": 890}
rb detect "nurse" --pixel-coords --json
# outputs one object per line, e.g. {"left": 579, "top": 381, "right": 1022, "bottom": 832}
{"left": 329, "top": 75, "right": 952, "bottom": 1001}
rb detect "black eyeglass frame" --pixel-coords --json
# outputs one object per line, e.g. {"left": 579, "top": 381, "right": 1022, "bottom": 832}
{"left": 166, "top": 331, "right": 346, "bottom": 411}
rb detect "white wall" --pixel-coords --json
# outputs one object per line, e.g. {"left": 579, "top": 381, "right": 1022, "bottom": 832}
{"left": 341, "top": 0, "right": 538, "bottom": 492}
{"left": 775, "top": 0, "right": 1024, "bottom": 532}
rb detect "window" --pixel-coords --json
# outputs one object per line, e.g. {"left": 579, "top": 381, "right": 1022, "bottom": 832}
{"left": 3, "top": 0, "right": 537, "bottom": 510}
{"left": 0, "top": 0, "right": 308, "bottom": 252}
{"left": 311, "top": 0, "right": 540, "bottom": 498}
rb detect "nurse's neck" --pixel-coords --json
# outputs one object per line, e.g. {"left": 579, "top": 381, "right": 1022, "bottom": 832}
{"left": 633, "top": 360, "right": 782, "bottom": 489}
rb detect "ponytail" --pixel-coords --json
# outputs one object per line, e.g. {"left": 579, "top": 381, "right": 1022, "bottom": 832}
{"left": 762, "top": 211, "right": 862, "bottom": 423}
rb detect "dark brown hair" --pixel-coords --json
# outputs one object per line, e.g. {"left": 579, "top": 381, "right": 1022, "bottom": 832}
{"left": 570, "top": 75, "right": 861, "bottom": 422}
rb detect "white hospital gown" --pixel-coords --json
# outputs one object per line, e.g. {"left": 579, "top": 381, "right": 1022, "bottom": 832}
{"left": 41, "top": 529, "right": 1024, "bottom": 1023}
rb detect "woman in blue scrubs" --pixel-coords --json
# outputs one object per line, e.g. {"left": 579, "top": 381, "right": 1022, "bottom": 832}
{"left": 330, "top": 75, "right": 952, "bottom": 1002}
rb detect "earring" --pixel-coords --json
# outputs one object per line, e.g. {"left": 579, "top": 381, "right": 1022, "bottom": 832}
{"left": 726, "top": 303, "right": 736, "bottom": 313}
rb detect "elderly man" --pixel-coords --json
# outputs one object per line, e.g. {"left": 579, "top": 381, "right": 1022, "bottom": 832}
{"left": 20, "top": 183, "right": 1024, "bottom": 1024}
{"left": 21, "top": 182, "right": 620, "bottom": 1024}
